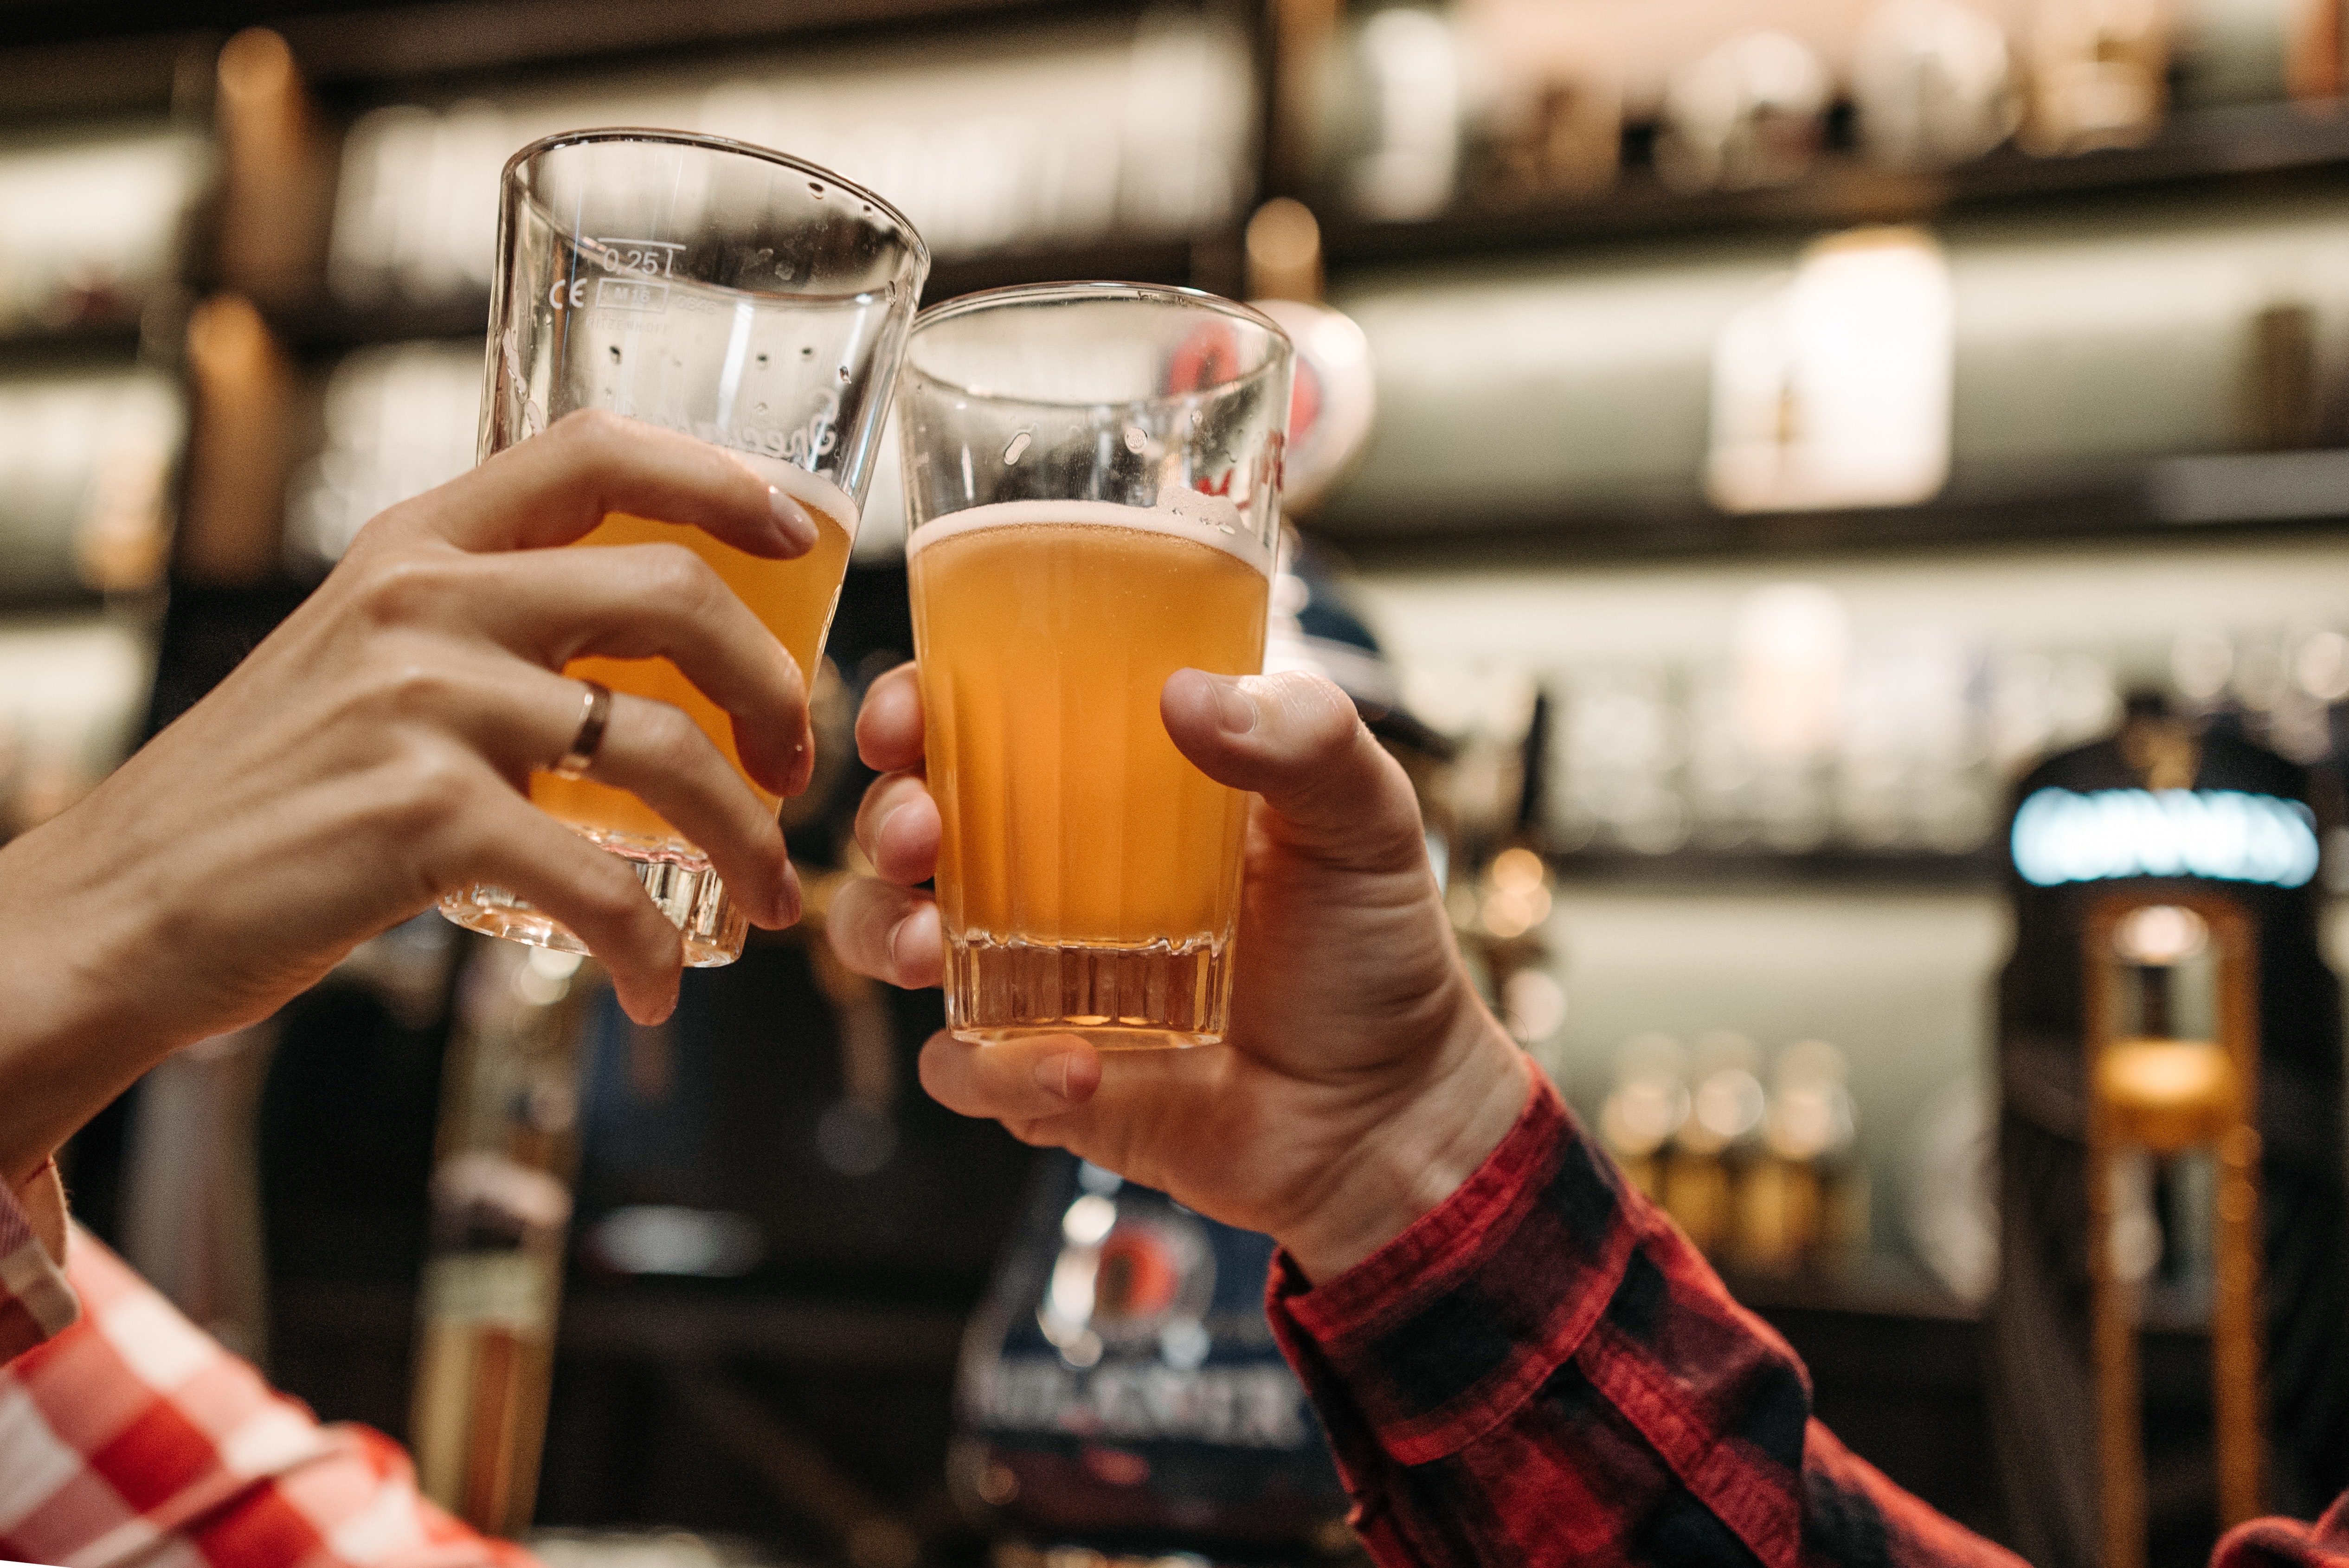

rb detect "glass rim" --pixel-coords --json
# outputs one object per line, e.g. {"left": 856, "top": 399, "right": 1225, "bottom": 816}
{"left": 906, "top": 280, "right": 1293, "bottom": 403}
{"left": 499, "top": 125, "right": 930, "bottom": 276}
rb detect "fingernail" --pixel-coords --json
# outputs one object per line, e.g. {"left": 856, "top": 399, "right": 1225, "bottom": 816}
{"left": 1033, "top": 1053, "right": 1075, "bottom": 1100}
{"left": 778, "top": 859, "right": 803, "bottom": 926}
{"left": 768, "top": 487, "right": 819, "bottom": 554}
{"left": 1207, "top": 673, "right": 1257, "bottom": 735}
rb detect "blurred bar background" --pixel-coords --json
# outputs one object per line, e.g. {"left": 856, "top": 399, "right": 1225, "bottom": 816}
{"left": 7, "top": 0, "right": 2349, "bottom": 1563}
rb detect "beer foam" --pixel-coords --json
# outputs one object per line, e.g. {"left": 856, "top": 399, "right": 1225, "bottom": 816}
{"left": 904, "top": 498, "right": 1272, "bottom": 577}
{"left": 731, "top": 451, "right": 860, "bottom": 536}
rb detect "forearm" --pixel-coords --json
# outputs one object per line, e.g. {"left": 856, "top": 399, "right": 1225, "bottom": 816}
{"left": 0, "top": 815, "right": 183, "bottom": 1184}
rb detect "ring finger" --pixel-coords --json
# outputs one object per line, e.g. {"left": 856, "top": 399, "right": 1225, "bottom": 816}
{"left": 467, "top": 661, "right": 798, "bottom": 928}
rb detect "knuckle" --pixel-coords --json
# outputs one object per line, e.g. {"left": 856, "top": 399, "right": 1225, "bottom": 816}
{"left": 353, "top": 550, "right": 458, "bottom": 627}
{"left": 386, "top": 741, "right": 478, "bottom": 833}
{"left": 643, "top": 543, "right": 723, "bottom": 610}
{"left": 556, "top": 406, "right": 628, "bottom": 448}
{"left": 638, "top": 700, "right": 709, "bottom": 777}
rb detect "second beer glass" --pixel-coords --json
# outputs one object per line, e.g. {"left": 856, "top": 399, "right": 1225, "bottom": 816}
{"left": 442, "top": 129, "right": 927, "bottom": 965}
{"left": 898, "top": 284, "right": 1293, "bottom": 1047}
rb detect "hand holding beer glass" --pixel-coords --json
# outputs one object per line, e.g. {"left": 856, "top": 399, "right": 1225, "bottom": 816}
{"left": 442, "top": 129, "right": 926, "bottom": 965}
{"left": 898, "top": 284, "right": 1293, "bottom": 1047}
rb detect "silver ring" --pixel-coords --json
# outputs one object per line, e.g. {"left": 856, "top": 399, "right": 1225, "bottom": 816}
{"left": 551, "top": 680, "right": 612, "bottom": 780}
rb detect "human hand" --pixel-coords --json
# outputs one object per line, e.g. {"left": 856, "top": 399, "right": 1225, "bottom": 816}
{"left": 829, "top": 663, "right": 1532, "bottom": 1282}
{"left": 0, "top": 411, "right": 819, "bottom": 1180}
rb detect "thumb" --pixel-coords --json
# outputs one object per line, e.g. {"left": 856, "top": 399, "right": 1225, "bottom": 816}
{"left": 1161, "top": 669, "right": 1425, "bottom": 866}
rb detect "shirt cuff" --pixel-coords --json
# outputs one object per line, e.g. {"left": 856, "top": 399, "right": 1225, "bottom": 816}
{"left": 0, "top": 1160, "right": 81, "bottom": 1365}
{"left": 1264, "top": 1072, "right": 1639, "bottom": 1468}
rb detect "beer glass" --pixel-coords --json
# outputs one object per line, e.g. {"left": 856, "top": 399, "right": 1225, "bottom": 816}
{"left": 898, "top": 283, "right": 1293, "bottom": 1047}
{"left": 442, "top": 129, "right": 927, "bottom": 965}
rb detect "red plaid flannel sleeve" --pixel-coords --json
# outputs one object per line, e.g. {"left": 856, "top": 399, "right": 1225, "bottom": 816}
{"left": 1265, "top": 1074, "right": 2034, "bottom": 1568}
{"left": 0, "top": 1224, "right": 531, "bottom": 1568}
{"left": 0, "top": 1164, "right": 78, "bottom": 1367}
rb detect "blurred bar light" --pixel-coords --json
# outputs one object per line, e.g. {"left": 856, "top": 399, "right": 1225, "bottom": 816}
{"left": 0, "top": 620, "right": 153, "bottom": 838}
{"left": 1347, "top": 7, "right": 1465, "bottom": 219}
{"left": 585, "top": 1206, "right": 764, "bottom": 1278}
{"left": 1709, "top": 228, "right": 1954, "bottom": 514}
{"left": 329, "top": 14, "right": 1254, "bottom": 306}
{"left": 2010, "top": 785, "right": 2320, "bottom": 886}
{"left": 0, "top": 130, "right": 209, "bottom": 334}
{"left": 288, "top": 342, "right": 481, "bottom": 568}
{"left": 0, "top": 372, "right": 183, "bottom": 597}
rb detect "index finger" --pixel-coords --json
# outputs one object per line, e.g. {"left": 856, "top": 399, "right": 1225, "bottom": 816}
{"left": 855, "top": 662, "right": 925, "bottom": 773}
{"left": 390, "top": 409, "right": 820, "bottom": 559}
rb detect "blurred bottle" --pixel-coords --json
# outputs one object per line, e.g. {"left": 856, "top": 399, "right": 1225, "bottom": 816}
{"left": 1656, "top": 31, "right": 1831, "bottom": 193}
{"left": 1664, "top": 1032, "right": 1768, "bottom": 1256}
{"left": 1737, "top": 1040, "right": 1866, "bottom": 1275}
{"left": 411, "top": 939, "right": 600, "bottom": 1537}
{"left": 2021, "top": 0, "right": 2169, "bottom": 155}
{"left": 1853, "top": 0, "right": 2023, "bottom": 168}
{"left": 1599, "top": 1034, "right": 1692, "bottom": 1202}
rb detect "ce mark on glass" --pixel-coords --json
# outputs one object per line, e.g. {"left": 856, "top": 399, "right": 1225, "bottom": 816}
{"left": 549, "top": 237, "right": 684, "bottom": 310}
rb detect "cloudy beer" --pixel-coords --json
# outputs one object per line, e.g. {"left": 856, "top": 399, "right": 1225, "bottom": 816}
{"left": 532, "top": 456, "right": 857, "bottom": 844}
{"left": 898, "top": 280, "right": 1294, "bottom": 1045}
{"left": 909, "top": 502, "right": 1271, "bottom": 1047}
{"left": 438, "top": 128, "right": 924, "bottom": 965}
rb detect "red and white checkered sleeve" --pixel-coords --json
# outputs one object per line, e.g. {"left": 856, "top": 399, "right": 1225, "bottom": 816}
{"left": 0, "top": 1228, "right": 533, "bottom": 1568}
{"left": 0, "top": 1163, "right": 79, "bottom": 1365}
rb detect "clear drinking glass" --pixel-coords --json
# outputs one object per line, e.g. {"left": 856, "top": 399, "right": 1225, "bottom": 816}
{"left": 898, "top": 283, "right": 1294, "bottom": 1048}
{"left": 441, "top": 129, "right": 927, "bottom": 966}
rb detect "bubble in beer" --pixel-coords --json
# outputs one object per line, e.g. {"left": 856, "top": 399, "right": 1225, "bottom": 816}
{"left": 1003, "top": 431, "right": 1032, "bottom": 464}
{"left": 1123, "top": 425, "right": 1147, "bottom": 454}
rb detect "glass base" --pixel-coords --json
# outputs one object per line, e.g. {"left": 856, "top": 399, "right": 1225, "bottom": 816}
{"left": 945, "top": 932, "right": 1230, "bottom": 1049}
{"left": 439, "top": 829, "right": 746, "bottom": 967}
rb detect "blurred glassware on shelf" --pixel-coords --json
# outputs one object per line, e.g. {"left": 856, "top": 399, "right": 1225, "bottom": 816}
{"left": 0, "top": 129, "right": 208, "bottom": 335}
{"left": 1837, "top": 627, "right": 1993, "bottom": 854}
{"left": 1551, "top": 663, "right": 1690, "bottom": 855}
{"left": 1655, "top": 31, "right": 1831, "bottom": 193}
{"left": 1904, "top": 1075, "right": 2001, "bottom": 1302}
{"left": 0, "top": 619, "right": 153, "bottom": 840}
{"left": 0, "top": 371, "right": 182, "bottom": 598}
{"left": 328, "top": 13, "right": 1253, "bottom": 308}
{"left": 1729, "top": 584, "right": 1847, "bottom": 853}
{"left": 1338, "top": 6, "right": 1474, "bottom": 220}
{"left": 1853, "top": 0, "right": 2023, "bottom": 169}
{"left": 1708, "top": 228, "right": 1955, "bottom": 515}
{"left": 2021, "top": 0, "right": 2169, "bottom": 154}
{"left": 286, "top": 342, "right": 481, "bottom": 570}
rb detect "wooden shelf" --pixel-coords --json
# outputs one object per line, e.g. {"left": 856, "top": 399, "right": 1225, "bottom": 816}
{"left": 257, "top": 236, "right": 1217, "bottom": 354}
{"left": 1321, "top": 98, "right": 2349, "bottom": 270}
{"left": 1313, "top": 452, "right": 2349, "bottom": 567}
{"left": 1548, "top": 847, "right": 2003, "bottom": 891}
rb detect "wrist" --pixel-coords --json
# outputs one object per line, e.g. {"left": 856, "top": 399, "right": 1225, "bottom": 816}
{"left": 0, "top": 819, "right": 178, "bottom": 1182}
{"left": 1276, "top": 997, "right": 1533, "bottom": 1285}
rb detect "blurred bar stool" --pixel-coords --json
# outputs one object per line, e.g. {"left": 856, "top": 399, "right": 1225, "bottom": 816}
{"left": 2084, "top": 894, "right": 2264, "bottom": 1568}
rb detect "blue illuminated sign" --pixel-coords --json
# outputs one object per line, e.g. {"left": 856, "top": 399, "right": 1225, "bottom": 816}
{"left": 2011, "top": 788, "right": 2319, "bottom": 888}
